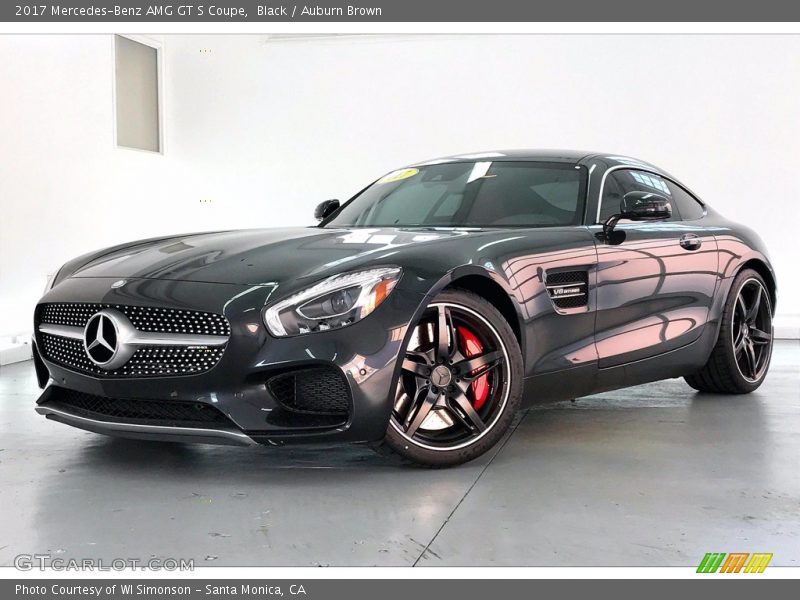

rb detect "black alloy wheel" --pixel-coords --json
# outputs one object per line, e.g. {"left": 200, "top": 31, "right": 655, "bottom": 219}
{"left": 731, "top": 278, "right": 773, "bottom": 383}
{"left": 381, "top": 289, "right": 522, "bottom": 467}
{"left": 685, "top": 269, "right": 774, "bottom": 394}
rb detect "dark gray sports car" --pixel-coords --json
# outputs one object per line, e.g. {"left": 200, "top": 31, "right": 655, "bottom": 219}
{"left": 33, "top": 150, "right": 776, "bottom": 466}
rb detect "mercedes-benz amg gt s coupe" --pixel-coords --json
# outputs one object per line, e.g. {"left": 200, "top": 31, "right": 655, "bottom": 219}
{"left": 33, "top": 150, "right": 776, "bottom": 466}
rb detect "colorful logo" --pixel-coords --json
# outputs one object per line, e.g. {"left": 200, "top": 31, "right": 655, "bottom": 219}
{"left": 697, "top": 552, "right": 772, "bottom": 573}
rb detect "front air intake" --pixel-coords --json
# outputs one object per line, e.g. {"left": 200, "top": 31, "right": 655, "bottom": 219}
{"left": 267, "top": 366, "right": 351, "bottom": 416}
{"left": 39, "top": 387, "right": 234, "bottom": 428}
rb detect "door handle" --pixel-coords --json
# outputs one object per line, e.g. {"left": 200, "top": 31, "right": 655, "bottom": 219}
{"left": 679, "top": 234, "right": 702, "bottom": 251}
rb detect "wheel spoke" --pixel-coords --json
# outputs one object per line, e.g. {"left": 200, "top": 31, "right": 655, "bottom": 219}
{"left": 402, "top": 358, "right": 429, "bottom": 377}
{"left": 407, "top": 349, "right": 435, "bottom": 366}
{"left": 734, "top": 330, "right": 745, "bottom": 352}
{"left": 454, "top": 350, "right": 503, "bottom": 378}
{"left": 744, "top": 342, "right": 758, "bottom": 379}
{"left": 745, "top": 286, "right": 762, "bottom": 324}
{"left": 449, "top": 388, "right": 487, "bottom": 433}
{"left": 750, "top": 328, "right": 772, "bottom": 345}
{"left": 736, "top": 294, "right": 747, "bottom": 320}
{"left": 402, "top": 386, "right": 427, "bottom": 427}
{"left": 404, "top": 387, "right": 439, "bottom": 438}
{"left": 435, "top": 305, "right": 452, "bottom": 360}
{"left": 735, "top": 342, "right": 745, "bottom": 360}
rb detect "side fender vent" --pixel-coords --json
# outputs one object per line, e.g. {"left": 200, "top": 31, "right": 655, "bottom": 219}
{"left": 545, "top": 270, "right": 589, "bottom": 310}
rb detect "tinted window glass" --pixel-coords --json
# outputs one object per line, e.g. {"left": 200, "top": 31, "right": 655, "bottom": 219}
{"left": 667, "top": 181, "right": 705, "bottom": 220}
{"left": 599, "top": 169, "right": 681, "bottom": 222}
{"left": 326, "top": 161, "right": 586, "bottom": 228}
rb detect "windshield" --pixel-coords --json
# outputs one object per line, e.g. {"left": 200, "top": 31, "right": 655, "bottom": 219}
{"left": 324, "top": 161, "right": 586, "bottom": 228}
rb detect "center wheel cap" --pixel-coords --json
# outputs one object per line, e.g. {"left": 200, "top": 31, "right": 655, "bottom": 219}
{"left": 431, "top": 365, "right": 453, "bottom": 388}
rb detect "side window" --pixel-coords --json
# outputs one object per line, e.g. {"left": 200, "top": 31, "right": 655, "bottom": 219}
{"left": 599, "top": 169, "right": 682, "bottom": 222}
{"left": 667, "top": 181, "right": 705, "bottom": 220}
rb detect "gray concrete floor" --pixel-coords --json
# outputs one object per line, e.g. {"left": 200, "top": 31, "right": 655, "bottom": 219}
{"left": 1, "top": 342, "right": 798, "bottom": 567}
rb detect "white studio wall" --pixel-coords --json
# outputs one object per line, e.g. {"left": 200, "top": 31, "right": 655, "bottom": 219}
{"left": 1, "top": 33, "right": 799, "bottom": 345}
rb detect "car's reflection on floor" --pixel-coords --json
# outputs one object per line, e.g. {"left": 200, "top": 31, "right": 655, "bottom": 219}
{"left": 0, "top": 342, "right": 798, "bottom": 566}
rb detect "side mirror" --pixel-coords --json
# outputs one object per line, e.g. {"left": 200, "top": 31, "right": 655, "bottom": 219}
{"left": 603, "top": 191, "right": 671, "bottom": 237}
{"left": 314, "top": 199, "right": 340, "bottom": 222}
{"left": 621, "top": 191, "right": 672, "bottom": 221}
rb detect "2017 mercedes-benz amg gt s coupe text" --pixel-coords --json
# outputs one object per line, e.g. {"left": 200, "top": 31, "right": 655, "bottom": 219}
{"left": 33, "top": 151, "right": 777, "bottom": 466}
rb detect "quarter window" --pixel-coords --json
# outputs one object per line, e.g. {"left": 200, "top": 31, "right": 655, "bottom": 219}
{"left": 667, "top": 181, "right": 705, "bottom": 220}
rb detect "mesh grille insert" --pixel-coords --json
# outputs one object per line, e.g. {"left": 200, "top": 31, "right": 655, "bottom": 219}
{"left": 42, "top": 387, "right": 233, "bottom": 428}
{"left": 39, "top": 333, "right": 225, "bottom": 378}
{"left": 39, "top": 303, "right": 230, "bottom": 336}
{"left": 267, "top": 367, "right": 351, "bottom": 415}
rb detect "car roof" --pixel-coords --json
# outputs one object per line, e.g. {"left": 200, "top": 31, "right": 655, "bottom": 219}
{"left": 409, "top": 149, "right": 594, "bottom": 165}
{"left": 408, "top": 149, "right": 669, "bottom": 175}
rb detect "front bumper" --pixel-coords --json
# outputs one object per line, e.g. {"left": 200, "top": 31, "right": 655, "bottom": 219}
{"left": 34, "top": 276, "right": 423, "bottom": 446}
{"left": 35, "top": 400, "right": 255, "bottom": 446}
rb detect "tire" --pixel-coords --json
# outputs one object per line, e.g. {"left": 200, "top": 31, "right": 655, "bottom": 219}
{"left": 378, "top": 288, "right": 523, "bottom": 467}
{"left": 685, "top": 268, "right": 774, "bottom": 394}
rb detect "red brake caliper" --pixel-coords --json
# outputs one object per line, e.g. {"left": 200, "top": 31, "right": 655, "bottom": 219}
{"left": 456, "top": 326, "right": 489, "bottom": 410}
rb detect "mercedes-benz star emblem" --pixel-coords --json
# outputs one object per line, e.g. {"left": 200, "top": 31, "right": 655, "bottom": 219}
{"left": 82, "top": 309, "right": 138, "bottom": 370}
{"left": 84, "top": 312, "right": 119, "bottom": 366}
{"left": 430, "top": 365, "right": 453, "bottom": 388}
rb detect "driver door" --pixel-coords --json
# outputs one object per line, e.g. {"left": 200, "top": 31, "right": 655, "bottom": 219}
{"left": 592, "top": 168, "right": 719, "bottom": 368}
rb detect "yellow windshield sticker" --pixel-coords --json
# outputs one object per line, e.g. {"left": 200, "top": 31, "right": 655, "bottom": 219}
{"left": 377, "top": 168, "right": 419, "bottom": 184}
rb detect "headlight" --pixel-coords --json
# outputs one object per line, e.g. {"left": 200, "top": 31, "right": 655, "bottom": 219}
{"left": 264, "top": 267, "right": 402, "bottom": 337}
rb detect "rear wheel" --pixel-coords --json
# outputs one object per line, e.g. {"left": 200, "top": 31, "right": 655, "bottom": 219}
{"left": 685, "top": 268, "right": 774, "bottom": 394}
{"left": 380, "top": 289, "right": 523, "bottom": 467}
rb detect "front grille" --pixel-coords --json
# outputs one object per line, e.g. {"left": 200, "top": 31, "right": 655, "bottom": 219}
{"left": 267, "top": 367, "right": 350, "bottom": 415}
{"left": 41, "top": 387, "right": 232, "bottom": 428}
{"left": 545, "top": 270, "right": 589, "bottom": 310}
{"left": 36, "top": 303, "right": 230, "bottom": 378}
{"left": 39, "top": 303, "right": 230, "bottom": 336}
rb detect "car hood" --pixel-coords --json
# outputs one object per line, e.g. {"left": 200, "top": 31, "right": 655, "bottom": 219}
{"left": 70, "top": 227, "right": 477, "bottom": 286}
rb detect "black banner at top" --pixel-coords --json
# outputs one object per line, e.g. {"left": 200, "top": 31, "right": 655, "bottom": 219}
{"left": 4, "top": 0, "right": 800, "bottom": 22}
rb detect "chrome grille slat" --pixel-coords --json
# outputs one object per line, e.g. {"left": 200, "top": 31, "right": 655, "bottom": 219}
{"left": 38, "top": 323, "right": 83, "bottom": 340}
{"left": 37, "top": 323, "right": 228, "bottom": 347}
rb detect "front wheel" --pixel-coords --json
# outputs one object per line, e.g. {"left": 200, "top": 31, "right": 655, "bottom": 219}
{"left": 380, "top": 289, "right": 523, "bottom": 467}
